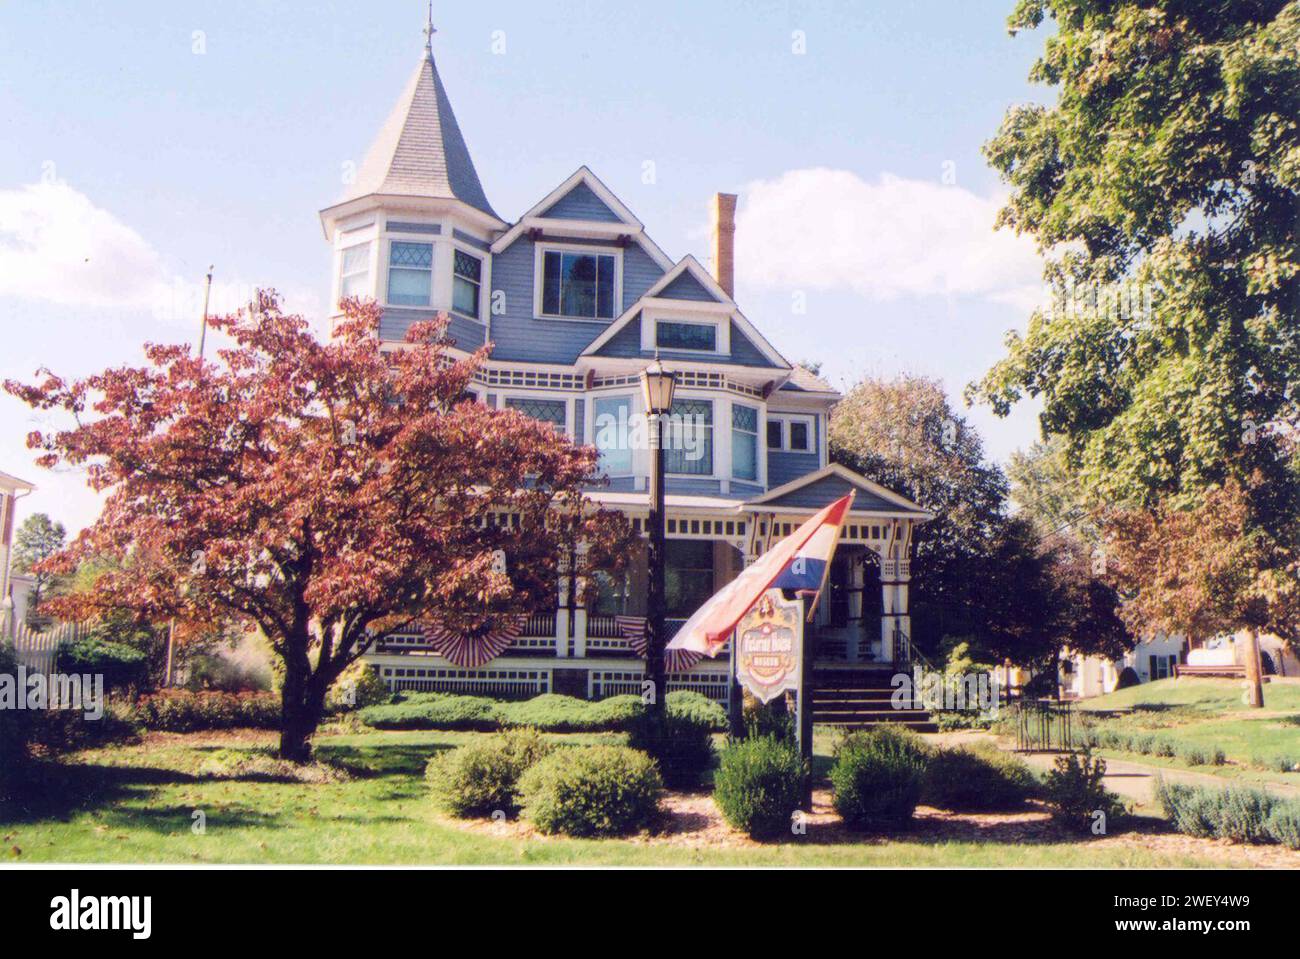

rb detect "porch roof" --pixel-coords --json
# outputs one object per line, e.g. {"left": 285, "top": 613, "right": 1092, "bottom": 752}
{"left": 743, "top": 464, "right": 933, "bottom": 521}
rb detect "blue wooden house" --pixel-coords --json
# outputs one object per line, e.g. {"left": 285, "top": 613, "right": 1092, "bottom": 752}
{"left": 319, "top": 29, "right": 931, "bottom": 704}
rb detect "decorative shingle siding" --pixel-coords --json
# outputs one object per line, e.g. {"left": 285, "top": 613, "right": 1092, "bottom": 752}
{"left": 540, "top": 181, "right": 623, "bottom": 222}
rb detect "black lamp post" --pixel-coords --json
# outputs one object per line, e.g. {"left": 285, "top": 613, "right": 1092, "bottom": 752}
{"left": 640, "top": 356, "right": 676, "bottom": 716}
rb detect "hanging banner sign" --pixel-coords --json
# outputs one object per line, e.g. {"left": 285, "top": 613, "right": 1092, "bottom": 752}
{"left": 734, "top": 589, "right": 804, "bottom": 704}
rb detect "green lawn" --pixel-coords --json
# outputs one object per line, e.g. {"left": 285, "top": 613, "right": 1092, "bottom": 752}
{"left": 0, "top": 727, "right": 1241, "bottom": 867}
{"left": 1078, "top": 677, "right": 1300, "bottom": 776}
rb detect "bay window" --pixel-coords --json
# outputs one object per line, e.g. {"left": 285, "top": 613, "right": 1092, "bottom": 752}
{"left": 387, "top": 241, "right": 433, "bottom": 307}
{"left": 452, "top": 249, "right": 482, "bottom": 317}
{"left": 663, "top": 398, "right": 713, "bottom": 475}
{"left": 731, "top": 403, "right": 758, "bottom": 481}
{"left": 338, "top": 243, "right": 371, "bottom": 304}
{"left": 593, "top": 395, "right": 633, "bottom": 475}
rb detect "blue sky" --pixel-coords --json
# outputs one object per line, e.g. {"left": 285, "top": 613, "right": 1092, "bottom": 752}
{"left": 0, "top": 1, "right": 1053, "bottom": 532}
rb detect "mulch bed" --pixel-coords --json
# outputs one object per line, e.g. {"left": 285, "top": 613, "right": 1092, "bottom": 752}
{"left": 446, "top": 787, "right": 1300, "bottom": 866}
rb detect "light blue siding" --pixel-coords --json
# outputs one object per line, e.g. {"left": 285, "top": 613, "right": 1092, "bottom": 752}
{"left": 486, "top": 236, "right": 666, "bottom": 364}
{"left": 590, "top": 315, "right": 781, "bottom": 369}
{"left": 540, "top": 181, "right": 623, "bottom": 222}
{"left": 763, "top": 473, "right": 899, "bottom": 512}
{"left": 380, "top": 307, "right": 485, "bottom": 350}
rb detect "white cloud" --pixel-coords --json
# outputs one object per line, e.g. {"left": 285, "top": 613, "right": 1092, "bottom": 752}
{"left": 734, "top": 168, "right": 1047, "bottom": 308}
{"left": 0, "top": 181, "right": 164, "bottom": 309}
{"left": 0, "top": 180, "right": 324, "bottom": 329}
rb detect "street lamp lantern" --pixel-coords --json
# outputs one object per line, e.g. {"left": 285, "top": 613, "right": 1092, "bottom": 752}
{"left": 641, "top": 356, "right": 675, "bottom": 718}
{"left": 639, "top": 356, "right": 676, "bottom": 414}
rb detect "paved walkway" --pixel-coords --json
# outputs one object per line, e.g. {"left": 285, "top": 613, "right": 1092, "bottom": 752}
{"left": 930, "top": 730, "right": 1300, "bottom": 810}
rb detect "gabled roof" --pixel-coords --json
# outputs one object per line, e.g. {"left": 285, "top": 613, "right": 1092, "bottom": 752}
{"left": 490, "top": 167, "right": 674, "bottom": 271}
{"left": 579, "top": 255, "right": 791, "bottom": 370}
{"left": 333, "top": 46, "right": 498, "bottom": 220}
{"left": 745, "top": 463, "right": 932, "bottom": 519}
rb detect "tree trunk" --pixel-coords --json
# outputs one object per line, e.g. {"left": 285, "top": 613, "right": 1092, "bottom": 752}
{"left": 1243, "top": 629, "right": 1265, "bottom": 709}
{"left": 278, "top": 640, "right": 319, "bottom": 762}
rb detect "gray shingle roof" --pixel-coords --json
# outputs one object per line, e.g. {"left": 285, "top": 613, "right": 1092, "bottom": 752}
{"left": 341, "top": 50, "right": 498, "bottom": 220}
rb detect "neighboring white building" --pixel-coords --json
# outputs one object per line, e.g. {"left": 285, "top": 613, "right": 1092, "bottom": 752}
{"left": 0, "top": 470, "right": 35, "bottom": 639}
{"left": 1063, "top": 631, "right": 1299, "bottom": 698}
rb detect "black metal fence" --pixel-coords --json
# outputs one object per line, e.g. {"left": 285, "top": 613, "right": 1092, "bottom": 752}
{"left": 1014, "top": 699, "right": 1078, "bottom": 751}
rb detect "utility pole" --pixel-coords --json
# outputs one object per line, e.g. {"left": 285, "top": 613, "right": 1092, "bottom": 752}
{"left": 197, "top": 266, "right": 214, "bottom": 360}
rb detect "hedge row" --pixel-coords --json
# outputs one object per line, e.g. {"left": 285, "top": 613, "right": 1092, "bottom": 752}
{"left": 359, "top": 690, "right": 727, "bottom": 734}
{"left": 1081, "top": 725, "right": 1228, "bottom": 767}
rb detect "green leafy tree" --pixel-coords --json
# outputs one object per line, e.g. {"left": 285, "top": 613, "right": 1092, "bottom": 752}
{"left": 829, "top": 374, "right": 1009, "bottom": 651}
{"left": 11, "top": 512, "right": 67, "bottom": 623}
{"left": 971, "top": 0, "right": 1300, "bottom": 675}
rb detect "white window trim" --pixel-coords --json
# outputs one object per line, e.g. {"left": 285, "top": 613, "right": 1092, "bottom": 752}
{"left": 336, "top": 240, "right": 375, "bottom": 308}
{"left": 729, "top": 399, "right": 761, "bottom": 485}
{"left": 449, "top": 240, "right": 486, "bottom": 323}
{"left": 383, "top": 236, "right": 437, "bottom": 310}
{"left": 589, "top": 392, "right": 636, "bottom": 478}
{"left": 768, "top": 413, "right": 816, "bottom": 454}
{"left": 643, "top": 313, "right": 729, "bottom": 356}
{"left": 533, "top": 242, "right": 624, "bottom": 323}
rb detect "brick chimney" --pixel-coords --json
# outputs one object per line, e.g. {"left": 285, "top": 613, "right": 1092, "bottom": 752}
{"left": 711, "top": 192, "right": 737, "bottom": 298}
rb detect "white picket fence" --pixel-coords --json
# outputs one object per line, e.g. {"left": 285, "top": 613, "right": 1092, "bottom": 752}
{"left": 7, "top": 621, "right": 91, "bottom": 677}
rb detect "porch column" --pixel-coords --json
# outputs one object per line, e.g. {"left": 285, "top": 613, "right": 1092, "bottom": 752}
{"left": 879, "top": 525, "right": 913, "bottom": 664}
{"left": 846, "top": 552, "right": 865, "bottom": 663}
{"left": 572, "top": 544, "right": 589, "bottom": 659}
{"left": 555, "top": 557, "right": 571, "bottom": 658}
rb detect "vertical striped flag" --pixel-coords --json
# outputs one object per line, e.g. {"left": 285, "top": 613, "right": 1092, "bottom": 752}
{"left": 666, "top": 492, "right": 855, "bottom": 657}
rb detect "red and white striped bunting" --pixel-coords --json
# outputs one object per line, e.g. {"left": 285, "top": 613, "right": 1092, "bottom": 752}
{"left": 423, "top": 616, "right": 526, "bottom": 668}
{"left": 614, "top": 616, "right": 704, "bottom": 672}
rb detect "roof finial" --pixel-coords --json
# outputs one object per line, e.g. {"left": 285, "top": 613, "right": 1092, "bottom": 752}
{"left": 423, "top": 2, "right": 436, "bottom": 54}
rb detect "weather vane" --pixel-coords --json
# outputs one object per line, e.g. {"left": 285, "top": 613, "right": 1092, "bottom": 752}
{"left": 423, "top": 2, "right": 436, "bottom": 53}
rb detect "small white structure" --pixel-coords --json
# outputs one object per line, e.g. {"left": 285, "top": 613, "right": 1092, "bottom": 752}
{"left": 1064, "top": 630, "right": 1298, "bottom": 699}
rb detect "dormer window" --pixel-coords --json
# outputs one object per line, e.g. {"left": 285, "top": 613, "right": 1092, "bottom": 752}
{"left": 452, "top": 250, "right": 482, "bottom": 318}
{"left": 656, "top": 320, "right": 717, "bottom": 352}
{"left": 539, "top": 247, "right": 618, "bottom": 320}
{"left": 387, "top": 241, "right": 433, "bottom": 307}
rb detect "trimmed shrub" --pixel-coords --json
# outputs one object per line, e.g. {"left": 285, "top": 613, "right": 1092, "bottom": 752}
{"left": 57, "top": 638, "right": 150, "bottom": 693}
{"left": 425, "top": 728, "right": 553, "bottom": 817}
{"left": 1179, "top": 746, "right": 1210, "bottom": 766}
{"left": 1156, "top": 780, "right": 1276, "bottom": 844}
{"left": 830, "top": 726, "right": 928, "bottom": 831}
{"left": 29, "top": 701, "right": 140, "bottom": 752}
{"left": 498, "top": 693, "right": 642, "bottom": 732}
{"left": 1042, "top": 751, "right": 1125, "bottom": 834}
{"left": 1115, "top": 667, "right": 1141, "bottom": 689}
{"left": 664, "top": 690, "right": 728, "bottom": 731}
{"left": 923, "top": 743, "right": 1037, "bottom": 810}
{"left": 742, "top": 693, "right": 794, "bottom": 741}
{"left": 627, "top": 707, "right": 716, "bottom": 788}
{"left": 1266, "top": 802, "right": 1300, "bottom": 850}
{"left": 358, "top": 693, "right": 500, "bottom": 731}
{"left": 713, "top": 735, "right": 804, "bottom": 839}
{"left": 327, "top": 660, "right": 390, "bottom": 713}
{"left": 518, "top": 745, "right": 662, "bottom": 837}
{"left": 134, "top": 690, "right": 280, "bottom": 732}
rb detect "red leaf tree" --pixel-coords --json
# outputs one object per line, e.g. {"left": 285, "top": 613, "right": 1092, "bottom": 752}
{"left": 6, "top": 295, "right": 633, "bottom": 759}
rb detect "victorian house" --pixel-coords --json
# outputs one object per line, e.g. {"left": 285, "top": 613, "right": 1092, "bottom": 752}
{"left": 321, "top": 29, "right": 931, "bottom": 705}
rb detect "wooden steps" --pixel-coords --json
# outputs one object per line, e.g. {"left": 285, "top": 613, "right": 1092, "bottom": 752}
{"left": 810, "top": 671, "right": 937, "bottom": 732}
